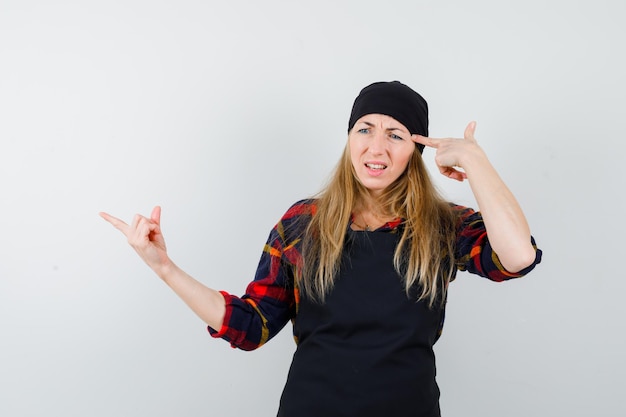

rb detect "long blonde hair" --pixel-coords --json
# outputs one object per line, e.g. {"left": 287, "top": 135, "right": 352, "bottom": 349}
{"left": 300, "top": 141, "right": 459, "bottom": 307}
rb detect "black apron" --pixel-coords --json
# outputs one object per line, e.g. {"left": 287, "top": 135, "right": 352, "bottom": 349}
{"left": 278, "top": 229, "right": 444, "bottom": 417}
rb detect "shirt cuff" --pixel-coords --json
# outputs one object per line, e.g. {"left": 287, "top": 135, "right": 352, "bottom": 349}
{"left": 207, "top": 290, "right": 231, "bottom": 338}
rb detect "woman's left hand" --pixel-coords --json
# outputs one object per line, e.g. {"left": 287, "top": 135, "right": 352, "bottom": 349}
{"left": 416, "top": 121, "right": 537, "bottom": 272}
{"left": 412, "top": 121, "right": 484, "bottom": 182}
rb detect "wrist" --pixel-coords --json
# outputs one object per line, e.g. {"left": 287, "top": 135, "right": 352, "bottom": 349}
{"left": 155, "top": 258, "right": 177, "bottom": 282}
{"left": 459, "top": 147, "right": 490, "bottom": 176}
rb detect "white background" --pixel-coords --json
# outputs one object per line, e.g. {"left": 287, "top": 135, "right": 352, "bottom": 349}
{"left": 1, "top": 0, "right": 624, "bottom": 416}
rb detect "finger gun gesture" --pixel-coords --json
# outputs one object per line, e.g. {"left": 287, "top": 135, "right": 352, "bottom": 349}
{"left": 412, "top": 121, "right": 484, "bottom": 182}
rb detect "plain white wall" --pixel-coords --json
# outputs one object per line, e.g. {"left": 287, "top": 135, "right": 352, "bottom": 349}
{"left": 1, "top": 0, "right": 624, "bottom": 416}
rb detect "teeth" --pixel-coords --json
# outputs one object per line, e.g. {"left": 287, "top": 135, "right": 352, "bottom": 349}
{"left": 366, "top": 163, "right": 386, "bottom": 170}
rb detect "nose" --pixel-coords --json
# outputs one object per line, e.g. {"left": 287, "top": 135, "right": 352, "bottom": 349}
{"left": 368, "top": 130, "right": 387, "bottom": 155}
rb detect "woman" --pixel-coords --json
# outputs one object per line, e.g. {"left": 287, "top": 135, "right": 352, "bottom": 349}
{"left": 100, "top": 81, "right": 541, "bottom": 416}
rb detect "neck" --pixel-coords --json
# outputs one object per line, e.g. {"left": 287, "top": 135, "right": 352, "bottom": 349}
{"left": 352, "top": 203, "right": 396, "bottom": 232}
{"left": 356, "top": 193, "right": 387, "bottom": 218}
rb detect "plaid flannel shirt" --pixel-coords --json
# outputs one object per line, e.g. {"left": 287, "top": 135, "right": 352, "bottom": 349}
{"left": 208, "top": 199, "right": 541, "bottom": 350}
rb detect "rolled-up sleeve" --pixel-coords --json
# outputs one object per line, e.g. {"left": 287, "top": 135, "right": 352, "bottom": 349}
{"left": 454, "top": 206, "right": 542, "bottom": 281}
{"left": 208, "top": 201, "right": 311, "bottom": 350}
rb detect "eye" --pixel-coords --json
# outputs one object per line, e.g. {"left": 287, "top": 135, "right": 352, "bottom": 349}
{"left": 357, "top": 128, "right": 370, "bottom": 134}
{"left": 390, "top": 133, "right": 404, "bottom": 140}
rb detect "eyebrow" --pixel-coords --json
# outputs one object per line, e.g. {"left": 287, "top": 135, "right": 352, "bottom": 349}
{"left": 359, "top": 121, "right": 407, "bottom": 132}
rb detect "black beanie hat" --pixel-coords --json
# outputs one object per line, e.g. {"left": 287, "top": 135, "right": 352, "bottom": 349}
{"left": 348, "top": 81, "right": 429, "bottom": 153}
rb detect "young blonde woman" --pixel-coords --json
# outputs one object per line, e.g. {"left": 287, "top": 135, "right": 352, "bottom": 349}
{"left": 101, "top": 81, "right": 542, "bottom": 417}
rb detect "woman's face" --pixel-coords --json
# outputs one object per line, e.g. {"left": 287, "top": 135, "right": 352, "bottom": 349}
{"left": 349, "top": 113, "right": 416, "bottom": 197}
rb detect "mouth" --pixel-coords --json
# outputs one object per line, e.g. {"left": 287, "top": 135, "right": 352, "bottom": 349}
{"left": 365, "top": 163, "right": 387, "bottom": 171}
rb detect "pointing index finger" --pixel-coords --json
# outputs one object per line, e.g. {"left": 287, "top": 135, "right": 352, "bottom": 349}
{"left": 412, "top": 134, "right": 439, "bottom": 149}
{"left": 99, "top": 211, "right": 130, "bottom": 235}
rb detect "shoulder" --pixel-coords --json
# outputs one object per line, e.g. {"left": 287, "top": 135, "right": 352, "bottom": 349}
{"left": 272, "top": 199, "right": 317, "bottom": 243}
{"left": 280, "top": 198, "right": 318, "bottom": 221}
{"left": 449, "top": 202, "right": 474, "bottom": 213}
{"left": 448, "top": 203, "right": 479, "bottom": 219}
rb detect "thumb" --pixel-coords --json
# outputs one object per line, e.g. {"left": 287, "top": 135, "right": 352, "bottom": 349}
{"left": 464, "top": 121, "right": 477, "bottom": 141}
{"left": 151, "top": 206, "right": 162, "bottom": 225}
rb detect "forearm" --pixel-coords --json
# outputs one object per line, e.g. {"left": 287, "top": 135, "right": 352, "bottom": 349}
{"left": 464, "top": 152, "right": 537, "bottom": 272}
{"left": 155, "top": 261, "right": 226, "bottom": 330}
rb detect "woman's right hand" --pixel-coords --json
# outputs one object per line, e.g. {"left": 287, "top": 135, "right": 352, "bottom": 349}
{"left": 100, "top": 206, "right": 226, "bottom": 328}
{"left": 100, "top": 206, "right": 172, "bottom": 276}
